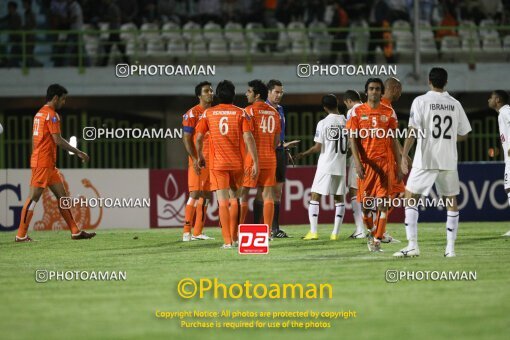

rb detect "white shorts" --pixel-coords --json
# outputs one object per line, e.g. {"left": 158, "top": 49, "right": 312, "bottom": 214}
{"left": 504, "top": 162, "right": 510, "bottom": 190}
{"left": 406, "top": 167, "right": 460, "bottom": 196}
{"left": 347, "top": 157, "right": 358, "bottom": 189}
{"left": 311, "top": 171, "right": 346, "bottom": 196}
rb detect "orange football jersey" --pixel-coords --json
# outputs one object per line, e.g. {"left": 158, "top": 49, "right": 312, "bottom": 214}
{"left": 30, "top": 105, "right": 61, "bottom": 168}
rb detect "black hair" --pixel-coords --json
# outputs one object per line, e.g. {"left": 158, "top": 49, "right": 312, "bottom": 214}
{"left": 429, "top": 67, "right": 448, "bottom": 89}
{"left": 493, "top": 90, "right": 509, "bottom": 105}
{"left": 364, "top": 78, "right": 385, "bottom": 94}
{"left": 46, "top": 84, "right": 68, "bottom": 102}
{"left": 338, "top": 103, "right": 348, "bottom": 115}
{"left": 216, "top": 80, "right": 235, "bottom": 104}
{"left": 195, "top": 81, "right": 212, "bottom": 97}
{"left": 8, "top": 1, "right": 17, "bottom": 9}
{"left": 322, "top": 94, "right": 338, "bottom": 111}
{"left": 248, "top": 79, "right": 268, "bottom": 101}
{"left": 267, "top": 79, "right": 283, "bottom": 91}
{"left": 343, "top": 90, "right": 361, "bottom": 102}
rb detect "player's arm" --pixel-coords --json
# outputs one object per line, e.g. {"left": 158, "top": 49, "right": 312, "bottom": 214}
{"left": 194, "top": 117, "right": 209, "bottom": 172}
{"left": 51, "top": 133, "right": 89, "bottom": 162}
{"left": 349, "top": 136, "right": 365, "bottom": 180}
{"left": 182, "top": 131, "right": 198, "bottom": 161}
{"left": 457, "top": 134, "right": 469, "bottom": 142}
{"left": 273, "top": 133, "right": 280, "bottom": 149}
{"left": 294, "top": 142, "right": 321, "bottom": 160}
{"left": 401, "top": 127, "right": 416, "bottom": 175}
{"left": 391, "top": 136, "right": 403, "bottom": 181}
{"left": 243, "top": 131, "right": 259, "bottom": 179}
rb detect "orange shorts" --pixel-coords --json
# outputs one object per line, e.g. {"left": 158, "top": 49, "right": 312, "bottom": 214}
{"left": 188, "top": 166, "right": 210, "bottom": 192}
{"left": 210, "top": 169, "right": 243, "bottom": 191}
{"left": 243, "top": 167, "right": 276, "bottom": 188}
{"left": 30, "top": 167, "right": 63, "bottom": 188}
{"left": 390, "top": 164, "right": 405, "bottom": 195}
{"left": 357, "top": 158, "right": 391, "bottom": 201}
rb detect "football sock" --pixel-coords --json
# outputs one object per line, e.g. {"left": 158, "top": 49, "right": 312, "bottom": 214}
{"left": 374, "top": 211, "right": 387, "bottom": 240}
{"left": 351, "top": 197, "right": 364, "bottom": 234}
{"left": 183, "top": 197, "right": 197, "bottom": 233}
{"left": 253, "top": 199, "right": 263, "bottom": 224}
{"left": 193, "top": 198, "right": 208, "bottom": 236}
{"left": 332, "top": 203, "right": 345, "bottom": 235}
{"left": 59, "top": 207, "right": 80, "bottom": 234}
{"left": 362, "top": 211, "right": 374, "bottom": 233}
{"left": 446, "top": 210, "right": 459, "bottom": 248}
{"left": 218, "top": 199, "right": 231, "bottom": 245}
{"left": 263, "top": 200, "right": 274, "bottom": 231}
{"left": 272, "top": 202, "right": 280, "bottom": 231}
{"left": 17, "top": 199, "right": 37, "bottom": 238}
{"left": 308, "top": 200, "right": 320, "bottom": 233}
{"left": 405, "top": 206, "right": 419, "bottom": 249}
{"left": 240, "top": 201, "right": 249, "bottom": 225}
{"left": 229, "top": 198, "right": 239, "bottom": 242}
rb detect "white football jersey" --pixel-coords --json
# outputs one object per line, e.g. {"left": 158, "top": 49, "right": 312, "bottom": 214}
{"left": 498, "top": 104, "right": 510, "bottom": 163}
{"left": 409, "top": 91, "right": 472, "bottom": 170}
{"left": 314, "top": 113, "right": 348, "bottom": 175}
{"left": 346, "top": 102, "right": 362, "bottom": 164}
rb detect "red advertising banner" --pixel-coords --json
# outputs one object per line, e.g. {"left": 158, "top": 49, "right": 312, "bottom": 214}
{"left": 149, "top": 167, "right": 404, "bottom": 228}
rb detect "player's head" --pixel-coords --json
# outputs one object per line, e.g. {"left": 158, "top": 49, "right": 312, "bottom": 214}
{"left": 428, "top": 67, "right": 448, "bottom": 89}
{"left": 322, "top": 94, "right": 338, "bottom": 113}
{"left": 215, "top": 80, "right": 235, "bottom": 104}
{"left": 246, "top": 79, "right": 268, "bottom": 104}
{"left": 267, "top": 79, "right": 283, "bottom": 105}
{"left": 343, "top": 90, "right": 361, "bottom": 109}
{"left": 46, "top": 84, "right": 68, "bottom": 109}
{"left": 364, "top": 78, "right": 384, "bottom": 103}
{"left": 195, "top": 81, "right": 213, "bottom": 104}
{"left": 488, "top": 90, "right": 509, "bottom": 110}
{"left": 384, "top": 77, "right": 402, "bottom": 102}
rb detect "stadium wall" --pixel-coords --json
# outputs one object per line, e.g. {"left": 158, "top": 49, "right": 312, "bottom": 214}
{"left": 1, "top": 163, "right": 506, "bottom": 231}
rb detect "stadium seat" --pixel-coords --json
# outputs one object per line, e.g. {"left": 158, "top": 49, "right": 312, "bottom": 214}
{"left": 98, "top": 22, "right": 110, "bottom": 41}
{"left": 395, "top": 31, "right": 414, "bottom": 62}
{"left": 161, "top": 22, "right": 182, "bottom": 42}
{"left": 503, "top": 35, "right": 510, "bottom": 51}
{"left": 140, "top": 23, "right": 164, "bottom": 56}
{"left": 440, "top": 36, "right": 461, "bottom": 61}
{"left": 245, "top": 22, "right": 265, "bottom": 53}
{"left": 392, "top": 19, "right": 411, "bottom": 40}
{"left": 347, "top": 20, "right": 370, "bottom": 62}
{"left": 287, "top": 21, "right": 308, "bottom": 55}
{"left": 82, "top": 24, "right": 100, "bottom": 61}
{"left": 418, "top": 20, "right": 435, "bottom": 39}
{"left": 479, "top": 19, "right": 499, "bottom": 38}
{"left": 188, "top": 40, "right": 207, "bottom": 55}
{"left": 461, "top": 36, "right": 481, "bottom": 52}
{"left": 482, "top": 35, "right": 502, "bottom": 51}
{"left": 119, "top": 23, "right": 139, "bottom": 57}
{"left": 208, "top": 38, "right": 228, "bottom": 55}
{"left": 182, "top": 21, "right": 203, "bottom": 43}
{"left": 224, "top": 22, "right": 244, "bottom": 42}
{"left": 166, "top": 37, "right": 187, "bottom": 57}
{"left": 308, "top": 21, "right": 332, "bottom": 56}
{"left": 420, "top": 35, "right": 437, "bottom": 53}
{"left": 203, "top": 21, "right": 223, "bottom": 41}
{"left": 458, "top": 20, "right": 478, "bottom": 40}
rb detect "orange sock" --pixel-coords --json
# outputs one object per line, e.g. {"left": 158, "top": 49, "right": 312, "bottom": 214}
{"left": 17, "top": 199, "right": 36, "bottom": 238}
{"left": 263, "top": 200, "right": 274, "bottom": 229}
{"left": 374, "top": 211, "right": 387, "bottom": 240}
{"left": 362, "top": 212, "right": 374, "bottom": 234}
{"left": 239, "top": 201, "right": 249, "bottom": 224}
{"left": 193, "top": 198, "right": 208, "bottom": 236}
{"left": 229, "top": 198, "right": 239, "bottom": 242}
{"left": 59, "top": 207, "right": 80, "bottom": 234}
{"left": 183, "top": 198, "right": 197, "bottom": 233}
{"left": 218, "top": 199, "right": 231, "bottom": 244}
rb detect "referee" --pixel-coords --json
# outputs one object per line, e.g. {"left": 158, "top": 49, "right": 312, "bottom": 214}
{"left": 253, "top": 79, "right": 299, "bottom": 237}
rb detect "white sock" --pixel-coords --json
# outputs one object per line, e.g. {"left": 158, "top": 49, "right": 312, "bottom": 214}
{"left": 446, "top": 210, "right": 459, "bottom": 248}
{"left": 405, "top": 206, "right": 419, "bottom": 249}
{"left": 332, "top": 203, "right": 345, "bottom": 235}
{"left": 507, "top": 193, "right": 510, "bottom": 207}
{"left": 308, "top": 200, "right": 320, "bottom": 233}
{"left": 351, "top": 198, "right": 364, "bottom": 234}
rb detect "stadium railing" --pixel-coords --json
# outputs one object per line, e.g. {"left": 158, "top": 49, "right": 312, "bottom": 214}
{"left": 1, "top": 23, "right": 509, "bottom": 73}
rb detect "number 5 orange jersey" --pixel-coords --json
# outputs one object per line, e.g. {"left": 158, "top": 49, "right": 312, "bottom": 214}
{"left": 195, "top": 103, "right": 253, "bottom": 171}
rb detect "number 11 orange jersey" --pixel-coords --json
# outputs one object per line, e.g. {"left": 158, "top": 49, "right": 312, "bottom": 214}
{"left": 31, "top": 105, "right": 61, "bottom": 168}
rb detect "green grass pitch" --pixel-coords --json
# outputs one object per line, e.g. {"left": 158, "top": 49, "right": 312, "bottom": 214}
{"left": 0, "top": 222, "right": 509, "bottom": 340}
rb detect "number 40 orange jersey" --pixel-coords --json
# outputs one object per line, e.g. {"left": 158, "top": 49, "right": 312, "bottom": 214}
{"left": 243, "top": 101, "right": 281, "bottom": 169}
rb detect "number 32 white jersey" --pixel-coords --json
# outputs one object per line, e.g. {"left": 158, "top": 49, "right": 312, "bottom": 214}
{"left": 409, "top": 91, "right": 472, "bottom": 170}
{"left": 314, "top": 113, "right": 348, "bottom": 175}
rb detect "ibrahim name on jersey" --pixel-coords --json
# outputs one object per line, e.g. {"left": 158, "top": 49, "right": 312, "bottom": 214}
{"left": 409, "top": 91, "right": 472, "bottom": 170}
{"left": 314, "top": 114, "right": 348, "bottom": 176}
